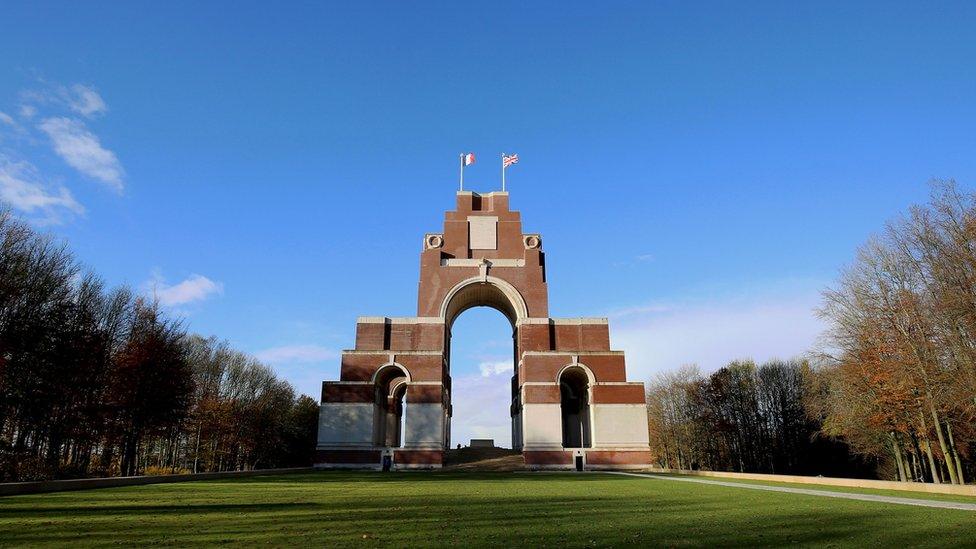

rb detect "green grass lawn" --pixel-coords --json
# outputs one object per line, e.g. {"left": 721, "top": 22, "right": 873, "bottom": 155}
{"left": 1, "top": 471, "right": 974, "bottom": 547}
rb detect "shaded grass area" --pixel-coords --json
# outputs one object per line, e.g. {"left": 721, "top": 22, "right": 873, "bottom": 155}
{"left": 1, "top": 471, "right": 975, "bottom": 547}
{"left": 651, "top": 472, "right": 976, "bottom": 505}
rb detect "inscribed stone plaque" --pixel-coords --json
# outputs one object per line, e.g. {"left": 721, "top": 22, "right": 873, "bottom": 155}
{"left": 468, "top": 216, "right": 498, "bottom": 250}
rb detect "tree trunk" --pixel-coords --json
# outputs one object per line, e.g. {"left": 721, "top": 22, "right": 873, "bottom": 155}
{"left": 908, "top": 448, "right": 921, "bottom": 481}
{"left": 946, "top": 422, "right": 965, "bottom": 484}
{"left": 890, "top": 432, "right": 908, "bottom": 482}
{"left": 927, "top": 400, "right": 959, "bottom": 484}
{"left": 922, "top": 438, "right": 941, "bottom": 484}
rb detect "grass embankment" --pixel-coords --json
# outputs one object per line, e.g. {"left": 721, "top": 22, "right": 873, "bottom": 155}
{"left": 650, "top": 472, "right": 976, "bottom": 505}
{"left": 1, "top": 471, "right": 974, "bottom": 547}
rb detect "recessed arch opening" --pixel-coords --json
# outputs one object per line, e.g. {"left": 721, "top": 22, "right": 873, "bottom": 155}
{"left": 373, "top": 364, "right": 408, "bottom": 448}
{"left": 560, "top": 365, "right": 593, "bottom": 448}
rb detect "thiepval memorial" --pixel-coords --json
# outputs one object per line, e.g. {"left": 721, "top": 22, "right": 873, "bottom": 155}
{"left": 317, "top": 174, "right": 652, "bottom": 470}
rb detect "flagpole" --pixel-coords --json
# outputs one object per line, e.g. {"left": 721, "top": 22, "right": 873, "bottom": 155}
{"left": 501, "top": 153, "right": 506, "bottom": 192}
{"left": 459, "top": 154, "right": 464, "bottom": 192}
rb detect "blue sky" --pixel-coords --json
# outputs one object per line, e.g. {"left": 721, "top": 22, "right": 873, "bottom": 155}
{"left": 2, "top": 3, "right": 975, "bottom": 445}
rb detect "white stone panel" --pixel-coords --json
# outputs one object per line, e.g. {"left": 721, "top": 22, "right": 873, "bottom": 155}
{"left": 318, "top": 403, "right": 374, "bottom": 446}
{"left": 591, "top": 404, "right": 650, "bottom": 447}
{"left": 405, "top": 403, "right": 444, "bottom": 447}
{"left": 468, "top": 216, "right": 498, "bottom": 250}
{"left": 522, "top": 403, "right": 563, "bottom": 449}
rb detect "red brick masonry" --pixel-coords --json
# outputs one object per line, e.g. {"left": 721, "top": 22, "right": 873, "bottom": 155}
{"left": 523, "top": 450, "right": 651, "bottom": 467}
{"left": 523, "top": 451, "right": 573, "bottom": 465}
{"left": 585, "top": 450, "right": 653, "bottom": 465}
{"left": 393, "top": 450, "right": 444, "bottom": 466}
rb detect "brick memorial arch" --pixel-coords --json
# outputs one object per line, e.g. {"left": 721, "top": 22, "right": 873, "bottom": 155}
{"left": 317, "top": 191, "right": 652, "bottom": 469}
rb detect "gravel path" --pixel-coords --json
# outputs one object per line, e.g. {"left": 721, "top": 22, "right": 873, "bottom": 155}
{"left": 607, "top": 471, "right": 976, "bottom": 511}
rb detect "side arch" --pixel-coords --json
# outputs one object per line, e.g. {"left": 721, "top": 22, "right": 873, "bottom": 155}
{"left": 371, "top": 362, "right": 412, "bottom": 385}
{"left": 558, "top": 363, "right": 594, "bottom": 449}
{"left": 372, "top": 363, "right": 410, "bottom": 448}
{"left": 555, "top": 362, "right": 597, "bottom": 385}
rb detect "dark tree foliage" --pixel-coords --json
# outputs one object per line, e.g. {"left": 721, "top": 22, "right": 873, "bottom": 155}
{"left": 282, "top": 396, "right": 320, "bottom": 467}
{"left": 0, "top": 209, "right": 318, "bottom": 481}
{"left": 108, "top": 300, "right": 193, "bottom": 476}
{"left": 647, "top": 360, "right": 877, "bottom": 478}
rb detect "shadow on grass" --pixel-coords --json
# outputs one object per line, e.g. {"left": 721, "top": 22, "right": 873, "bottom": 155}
{"left": 0, "top": 501, "right": 324, "bottom": 518}
{"left": 210, "top": 470, "right": 616, "bottom": 484}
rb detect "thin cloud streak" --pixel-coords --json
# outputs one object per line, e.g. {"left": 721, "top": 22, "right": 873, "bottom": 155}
{"left": 38, "top": 117, "right": 124, "bottom": 191}
{"left": 148, "top": 273, "right": 223, "bottom": 307}
{"left": 0, "top": 155, "right": 84, "bottom": 224}
{"left": 478, "top": 359, "right": 511, "bottom": 377}
{"left": 64, "top": 84, "right": 107, "bottom": 118}
{"left": 19, "top": 83, "right": 108, "bottom": 119}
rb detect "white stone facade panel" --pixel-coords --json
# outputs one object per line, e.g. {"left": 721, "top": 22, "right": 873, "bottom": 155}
{"left": 405, "top": 403, "right": 444, "bottom": 447}
{"left": 318, "top": 403, "right": 374, "bottom": 446}
{"left": 591, "top": 404, "right": 650, "bottom": 447}
{"left": 522, "top": 403, "right": 563, "bottom": 449}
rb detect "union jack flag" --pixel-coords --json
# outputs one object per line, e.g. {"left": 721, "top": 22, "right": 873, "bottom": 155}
{"left": 503, "top": 153, "right": 519, "bottom": 168}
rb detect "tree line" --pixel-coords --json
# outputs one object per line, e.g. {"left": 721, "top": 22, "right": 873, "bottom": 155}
{"left": 0, "top": 209, "right": 318, "bottom": 481}
{"left": 646, "top": 361, "right": 875, "bottom": 478}
{"left": 647, "top": 181, "right": 976, "bottom": 483}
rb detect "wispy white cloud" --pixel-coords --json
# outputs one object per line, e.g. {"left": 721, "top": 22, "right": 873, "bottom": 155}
{"left": 610, "top": 280, "right": 826, "bottom": 382}
{"left": 478, "top": 359, "right": 511, "bottom": 377}
{"left": 64, "top": 84, "right": 107, "bottom": 118}
{"left": 19, "top": 83, "right": 107, "bottom": 119}
{"left": 0, "top": 155, "right": 84, "bottom": 224}
{"left": 255, "top": 344, "right": 337, "bottom": 364}
{"left": 613, "top": 252, "right": 657, "bottom": 268}
{"left": 148, "top": 273, "right": 223, "bottom": 307}
{"left": 38, "top": 117, "right": 124, "bottom": 191}
{"left": 0, "top": 81, "right": 122, "bottom": 223}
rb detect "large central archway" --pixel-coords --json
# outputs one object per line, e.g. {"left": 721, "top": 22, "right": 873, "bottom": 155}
{"left": 441, "top": 277, "right": 527, "bottom": 450}
{"left": 317, "top": 190, "right": 652, "bottom": 470}
{"left": 447, "top": 306, "right": 517, "bottom": 449}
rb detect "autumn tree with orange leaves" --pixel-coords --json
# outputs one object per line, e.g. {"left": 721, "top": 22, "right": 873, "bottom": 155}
{"left": 817, "top": 180, "right": 976, "bottom": 484}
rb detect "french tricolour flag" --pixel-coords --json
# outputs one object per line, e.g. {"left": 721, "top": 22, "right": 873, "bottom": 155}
{"left": 462, "top": 153, "right": 475, "bottom": 166}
